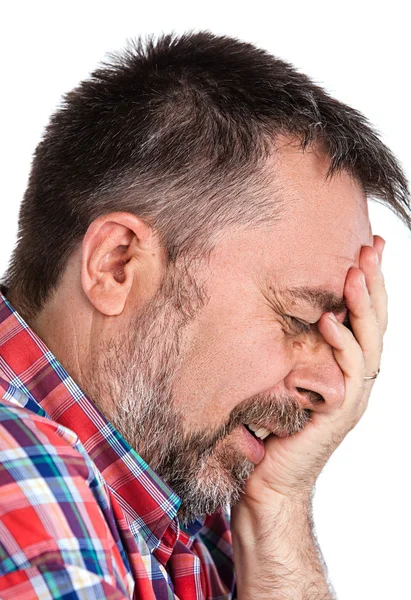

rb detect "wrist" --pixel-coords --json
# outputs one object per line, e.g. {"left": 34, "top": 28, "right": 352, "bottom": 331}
{"left": 231, "top": 493, "right": 314, "bottom": 559}
{"left": 231, "top": 492, "right": 333, "bottom": 600}
{"left": 231, "top": 489, "right": 313, "bottom": 536}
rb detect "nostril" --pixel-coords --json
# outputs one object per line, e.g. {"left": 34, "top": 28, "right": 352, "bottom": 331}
{"left": 296, "top": 388, "right": 325, "bottom": 405}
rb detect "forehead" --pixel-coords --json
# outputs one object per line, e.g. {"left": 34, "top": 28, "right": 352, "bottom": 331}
{"left": 273, "top": 140, "right": 371, "bottom": 248}
{"left": 213, "top": 140, "right": 373, "bottom": 303}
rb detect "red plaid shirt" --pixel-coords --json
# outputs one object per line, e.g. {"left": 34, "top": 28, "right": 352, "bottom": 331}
{"left": 0, "top": 289, "right": 235, "bottom": 599}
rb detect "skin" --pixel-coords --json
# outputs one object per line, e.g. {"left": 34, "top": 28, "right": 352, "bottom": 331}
{"left": 29, "top": 138, "right": 387, "bottom": 596}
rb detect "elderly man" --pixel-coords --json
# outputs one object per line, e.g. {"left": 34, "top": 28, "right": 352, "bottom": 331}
{"left": 0, "top": 31, "right": 409, "bottom": 600}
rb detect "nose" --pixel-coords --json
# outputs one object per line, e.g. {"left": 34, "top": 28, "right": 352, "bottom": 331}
{"left": 283, "top": 332, "right": 345, "bottom": 412}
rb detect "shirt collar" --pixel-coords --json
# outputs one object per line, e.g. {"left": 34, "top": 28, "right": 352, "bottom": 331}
{"left": 0, "top": 290, "right": 184, "bottom": 563}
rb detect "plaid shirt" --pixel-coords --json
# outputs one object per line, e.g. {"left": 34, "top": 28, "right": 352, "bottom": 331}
{"left": 0, "top": 290, "right": 235, "bottom": 599}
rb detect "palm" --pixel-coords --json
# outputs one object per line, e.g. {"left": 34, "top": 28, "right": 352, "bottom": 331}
{"left": 243, "top": 412, "right": 348, "bottom": 501}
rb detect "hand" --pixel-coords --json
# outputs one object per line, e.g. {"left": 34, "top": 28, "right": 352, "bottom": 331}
{"left": 240, "top": 235, "right": 387, "bottom": 506}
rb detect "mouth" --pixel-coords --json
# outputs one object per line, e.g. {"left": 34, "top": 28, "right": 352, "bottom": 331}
{"left": 244, "top": 423, "right": 289, "bottom": 440}
{"left": 238, "top": 422, "right": 290, "bottom": 465}
{"left": 239, "top": 424, "right": 266, "bottom": 464}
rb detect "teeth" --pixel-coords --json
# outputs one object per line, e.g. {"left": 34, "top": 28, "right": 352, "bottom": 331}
{"left": 255, "top": 427, "right": 271, "bottom": 440}
{"left": 247, "top": 423, "right": 271, "bottom": 440}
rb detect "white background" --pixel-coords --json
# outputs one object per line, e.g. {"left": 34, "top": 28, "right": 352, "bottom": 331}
{"left": 1, "top": 2, "right": 410, "bottom": 599}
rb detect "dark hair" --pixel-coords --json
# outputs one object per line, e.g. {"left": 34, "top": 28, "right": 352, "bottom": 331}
{"left": 3, "top": 30, "right": 409, "bottom": 318}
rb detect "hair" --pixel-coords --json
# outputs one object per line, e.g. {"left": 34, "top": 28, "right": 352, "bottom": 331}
{"left": 2, "top": 29, "right": 410, "bottom": 318}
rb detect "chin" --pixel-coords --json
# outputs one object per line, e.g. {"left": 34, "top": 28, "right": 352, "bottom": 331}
{"left": 176, "top": 441, "right": 255, "bottom": 525}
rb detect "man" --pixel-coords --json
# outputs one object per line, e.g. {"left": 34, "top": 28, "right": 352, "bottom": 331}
{"left": 0, "top": 30, "right": 409, "bottom": 600}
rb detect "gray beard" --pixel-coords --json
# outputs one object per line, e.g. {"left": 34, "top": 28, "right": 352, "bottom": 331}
{"left": 110, "top": 382, "right": 256, "bottom": 526}
{"left": 88, "top": 265, "right": 309, "bottom": 526}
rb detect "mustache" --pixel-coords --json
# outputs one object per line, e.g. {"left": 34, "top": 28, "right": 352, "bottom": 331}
{"left": 186, "top": 392, "right": 311, "bottom": 458}
{"left": 224, "top": 392, "right": 310, "bottom": 438}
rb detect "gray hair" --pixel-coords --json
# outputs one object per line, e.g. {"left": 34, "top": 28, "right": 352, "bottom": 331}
{"left": 3, "top": 30, "right": 409, "bottom": 317}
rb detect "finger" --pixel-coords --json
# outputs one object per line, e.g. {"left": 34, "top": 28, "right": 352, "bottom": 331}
{"left": 359, "top": 245, "right": 388, "bottom": 334}
{"left": 373, "top": 235, "right": 386, "bottom": 265}
{"left": 344, "top": 267, "right": 382, "bottom": 374}
{"left": 317, "top": 312, "right": 364, "bottom": 410}
{"left": 318, "top": 312, "right": 364, "bottom": 380}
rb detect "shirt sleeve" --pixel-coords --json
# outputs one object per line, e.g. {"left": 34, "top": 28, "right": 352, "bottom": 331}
{"left": 0, "top": 401, "right": 130, "bottom": 600}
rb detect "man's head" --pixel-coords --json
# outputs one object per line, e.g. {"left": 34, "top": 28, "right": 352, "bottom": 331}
{"left": 2, "top": 32, "right": 409, "bottom": 524}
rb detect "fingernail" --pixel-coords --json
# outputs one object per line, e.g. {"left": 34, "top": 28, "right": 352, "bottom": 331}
{"left": 373, "top": 249, "right": 379, "bottom": 264}
{"left": 328, "top": 312, "right": 338, "bottom": 323}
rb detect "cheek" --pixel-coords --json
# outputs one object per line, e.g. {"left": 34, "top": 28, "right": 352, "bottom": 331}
{"left": 174, "top": 321, "right": 293, "bottom": 430}
{"left": 221, "top": 328, "right": 292, "bottom": 397}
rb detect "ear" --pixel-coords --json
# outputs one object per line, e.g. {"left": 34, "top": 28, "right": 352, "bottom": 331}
{"left": 81, "top": 212, "right": 164, "bottom": 316}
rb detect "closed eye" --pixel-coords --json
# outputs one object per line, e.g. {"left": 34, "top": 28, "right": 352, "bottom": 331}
{"left": 287, "top": 313, "right": 352, "bottom": 335}
{"left": 285, "top": 316, "right": 312, "bottom": 335}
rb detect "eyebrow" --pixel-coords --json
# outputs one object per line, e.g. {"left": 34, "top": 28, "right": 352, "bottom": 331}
{"left": 274, "top": 285, "right": 347, "bottom": 315}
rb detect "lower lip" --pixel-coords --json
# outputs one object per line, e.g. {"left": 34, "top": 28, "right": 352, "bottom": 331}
{"left": 240, "top": 425, "right": 266, "bottom": 464}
